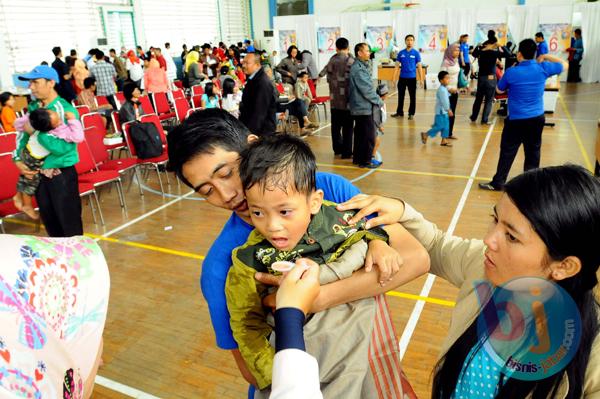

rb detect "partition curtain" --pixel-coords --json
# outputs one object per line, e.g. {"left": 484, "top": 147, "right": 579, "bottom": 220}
{"left": 315, "top": 14, "right": 341, "bottom": 70}
{"left": 273, "top": 15, "right": 317, "bottom": 59}
{"left": 394, "top": 9, "right": 418, "bottom": 50}
{"left": 341, "top": 12, "right": 364, "bottom": 53}
{"left": 447, "top": 8, "right": 476, "bottom": 45}
{"left": 415, "top": 9, "right": 447, "bottom": 74}
{"left": 507, "top": 5, "right": 539, "bottom": 45}
{"left": 576, "top": 2, "right": 600, "bottom": 83}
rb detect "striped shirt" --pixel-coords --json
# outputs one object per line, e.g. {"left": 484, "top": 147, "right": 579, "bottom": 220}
{"left": 90, "top": 61, "right": 117, "bottom": 96}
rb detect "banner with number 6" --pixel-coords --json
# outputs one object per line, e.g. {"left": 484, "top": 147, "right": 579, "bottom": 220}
{"left": 538, "top": 23, "right": 572, "bottom": 54}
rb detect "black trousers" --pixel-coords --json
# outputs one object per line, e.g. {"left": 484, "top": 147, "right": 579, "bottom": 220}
{"left": 449, "top": 92, "right": 458, "bottom": 136}
{"left": 35, "top": 166, "right": 83, "bottom": 237}
{"left": 491, "top": 115, "right": 545, "bottom": 187}
{"left": 396, "top": 78, "right": 416, "bottom": 115}
{"left": 471, "top": 76, "right": 497, "bottom": 123}
{"left": 567, "top": 60, "right": 581, "bottom": 83}
{"left": 352, "top": 115, "right": 376, "bottom": 166}
{"left": 107, "top": 94, "right": 118, "bottom": 111}
{"left": 331, "top": 108, "right": 353, "bottom": 157}
{"left": 461, "top": 63, "right": 471, "bottom": 78}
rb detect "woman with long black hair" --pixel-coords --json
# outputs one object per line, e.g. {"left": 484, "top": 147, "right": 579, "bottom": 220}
{"left": 338, "top": 164, "right": 600, "bottom": 398}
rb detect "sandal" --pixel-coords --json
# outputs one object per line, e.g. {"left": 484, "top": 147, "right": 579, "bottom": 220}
{"left": 420, "top": 132, "right": 428, "bottom": 144}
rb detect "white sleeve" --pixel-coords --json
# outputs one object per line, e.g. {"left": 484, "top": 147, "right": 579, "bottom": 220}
{"left": 270, "top": 349, "right": 323, "bottom": 399}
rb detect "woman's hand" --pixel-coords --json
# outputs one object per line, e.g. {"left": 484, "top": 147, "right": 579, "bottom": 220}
{"left": 336, "top": 194, "right": 406, "bottom": 228}
{"left": 366, "top": 240, "right": 404, "bottom": 286}
{"left": 15, "top": 161, "right": 38, "bottom": 180}
{"left": 276, "top": 259, "right": 320, "bottom": 315}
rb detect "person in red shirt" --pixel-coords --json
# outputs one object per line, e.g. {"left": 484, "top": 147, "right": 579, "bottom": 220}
{"left": 154, "top": 47, "right": 167, "bottom": 71}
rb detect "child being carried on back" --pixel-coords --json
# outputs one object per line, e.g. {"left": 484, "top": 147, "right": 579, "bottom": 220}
{"left": 226, "top": 134, "right": 412, "bottom": 398}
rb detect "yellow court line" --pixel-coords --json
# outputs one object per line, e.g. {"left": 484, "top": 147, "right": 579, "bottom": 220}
{"left": 558, "top": 95, "right": 594, "bottom": 171}
{"left": 386, "top": 290, "right": 456, "bottom": 307}
{"left": 317, "top": 162, "right": 492, "bottom": 181}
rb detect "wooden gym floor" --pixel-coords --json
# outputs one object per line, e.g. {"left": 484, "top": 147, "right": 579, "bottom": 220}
{"left": 4, "top": 82, "right": 599, "bottom": 399}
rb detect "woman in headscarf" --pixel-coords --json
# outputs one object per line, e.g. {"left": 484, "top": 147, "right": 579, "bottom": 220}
{"left": 0, "top": 234, "right": 109, "bottom": 398}
{"left": 72, "top": 58, "right": 90, "bottom": 92}
{"left": 185, "top": 50, "right": 205, "bottom": 88}
{"left": 440, "top": 43, "right": 461, "bottom": 139}
{"left": 143, "top": 59, "right": 169, "bottom": 93}
{"left": 126, "top": 50, "right": 144, "bottom": 88}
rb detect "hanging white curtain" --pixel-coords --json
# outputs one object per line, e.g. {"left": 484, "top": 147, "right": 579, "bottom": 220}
{"left": 447, "top": 8, "right": 476, "bottom": 45}
{"left": 295, "top": 14, "right": 317, "bottom": 56}
{"left": 340, "top": 12, "right": 364, "bottom": 52}
{"left": 507, "top": 5, "right": 539, "bottom": 45}
{"left": 393, "top": 9, "right": 418, "bottom": 50}
{"left": 576, "top": 3, "right": 600, "bottom": 83}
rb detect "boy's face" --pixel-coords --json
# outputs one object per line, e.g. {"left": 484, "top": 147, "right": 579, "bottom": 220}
{"left": 301, "top": 75, "right": 308, "bottom": 83}
{"left": 246, "top": 181, "right": 323, "bottom": 251}
{"left": 6, "top": 96, "right": 15, "bottom": 107}
{"left": 441, "top": 75, "right": 451, "bottom": 86}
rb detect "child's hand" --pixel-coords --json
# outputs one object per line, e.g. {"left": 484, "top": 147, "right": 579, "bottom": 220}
{"left": 64, "top": 112, "right": 76, "bottom": 120}
{"left": 448, "top": 110, "right": 454, "bottom": 117}
{"left": 366, "top": 240, "right": 403, "bottom": 286}
{"left": 23, "top": 121, "right": 34, "bottom": 134}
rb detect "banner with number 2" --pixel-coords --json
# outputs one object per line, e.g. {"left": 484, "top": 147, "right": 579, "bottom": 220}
{"left": 317, "top": 27, "right": 341, "bottom": 54}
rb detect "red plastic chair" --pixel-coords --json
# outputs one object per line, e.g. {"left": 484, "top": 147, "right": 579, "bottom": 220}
{"left": 78, "top": 181, "right": 104, "bottom": 225}
{"left": 0, "top": 125, "right": 4, "bottom": 133}
{"left": 122, "top": 116, "right": 170, "bottom": 195}
{"left": 115, "top": 92, "right": 126, "bottom": 106}
{"left": 190, "top": 95, "right": 203, "bottom": 109}
{"left": 82, "top": 112, "right": 125, "bottom": 153}
{"left": 75, "top": 140, "right": 127, "bottom": 211}
{"left": 95, "top": 96, "right": 110, "bottom": 108}
{"left": 111, "top": 111, "right": 123, "bottom": 135}
{"left": 138, "top": 96, "right": 154, "bottom": 114}
{"left": 75, "top": 105, "right": 91, "bottom": 116}
{"left": 191, "top": 85, "right": 204, "bottom": 96}
{"left": 172, "top": 90, "right": 185, "bottom": 100}
{"left": 151, "top": 92, "right": 176, "bottom": 121}
{"left": 307, "top": 79, "right": 330, "bottom": 121}
{"left": 0, "top": 132, "right": 17, "bottom": 153}
{"left": 173, "top": 80, "right": 183, "bottom": 90}
{"left": 0, "top": 153, "right": 40, "bottom": 232}
{"left": 174, "top": 97, "right": 192, "bottom": 122}
{"left": 84, "top": 127, "right": 142, "bottom": 197}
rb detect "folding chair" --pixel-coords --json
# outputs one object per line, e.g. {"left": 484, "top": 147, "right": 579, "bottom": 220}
{"left": 75, "top": 140, "right": 127, "bottom": 211}
{"left": 174, "top": 97, "right": 193, "bottom": 122}
{"left": 82, "top": 112, "right": 125, "bottom": 154}
{"left": 191, "top": 85, "right": 204, "bottom": 96}
{"left": 151, "top": 92, "right": 176, "bottom": 121}
{"left": 138, "top": 96, "right": 154, "bottom": 114}
{"left": 115, "top": 92, "right": 126, "bottom": 107}
{"left": 308, "top": 79, "right": 330, "bottom": 121}
{"left": 173, "top": 80, "right": 184, "bottom": 90}
{"left": 0, "top": 125, "right": 4, "bottom": 133}
{"left": 0, "top": 153, "right": 40, "bottom": 232}
{"left": 190, "top": 95, "right": 203, "bottom": 109}
{"left": 123, "top": 115, "right": 170, "bottom": 196}
{"left": 0, "top": 132, "right": 17, "bottom": 153}
{"left": 172, "top": 90, "right": 185, "bottom": 100}
{"left": 95, "top": 96, "right": 110, "bottom": 108}
{"left": 75, "top": 104, "right": 91, "bottom": 116}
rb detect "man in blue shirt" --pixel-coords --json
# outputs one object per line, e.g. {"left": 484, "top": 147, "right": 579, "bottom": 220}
{"left": 392, "top": 34, "right": 423, "bottom": 120}
{"left": 459, "top": 34, "right": 471, "bottom": 78}
{"left": 535, "top": 32, "right": 549, "bottom": 61}
{"left": 166, "top": 108, "right": 429, "bottom": 395}
{"left": 479, "top": 39, "right": 567, "bottom": 191}
{"left": 567, "top": 28, "right": 584, "bottom": 83}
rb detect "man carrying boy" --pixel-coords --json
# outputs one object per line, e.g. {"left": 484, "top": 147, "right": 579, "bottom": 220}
{"left": 226, "top": 134, "right": 414, "bottom": 398}
{"left": 420, "top": 71, "right": 453, "bottom": 147}
{"left": 392, "top": 34, "right": 423, "bottom": 120}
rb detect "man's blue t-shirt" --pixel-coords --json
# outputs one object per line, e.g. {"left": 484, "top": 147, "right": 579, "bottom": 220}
{"left": 460, "top": 42, "right": 470, "bottom": 65}
{"left": 396, "top": 48, "right": 421, "bottom": 79}
{"left": 536, "top": 40, "right": 549, "bottom": 59}
{"left": 200, "top": 171, "right": 361, "bottom": 350}
{"left": 497, "top": 60, "right": 563, "bottom": 120}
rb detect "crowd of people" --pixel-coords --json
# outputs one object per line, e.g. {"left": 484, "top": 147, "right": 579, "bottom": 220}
{"left": 0, "top": 25, "right": 598, "bottom": 399}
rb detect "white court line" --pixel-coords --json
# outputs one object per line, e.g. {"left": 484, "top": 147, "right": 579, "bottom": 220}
{"left": 398, "top": 117, "right": 497, "bottom": 360}
{"left": 95, "top": 376, "right": 161, "bottom": 399}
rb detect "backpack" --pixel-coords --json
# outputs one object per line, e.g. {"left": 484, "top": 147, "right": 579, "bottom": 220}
{"left": 129, "top": 121, "right": 163, "bottom": 159}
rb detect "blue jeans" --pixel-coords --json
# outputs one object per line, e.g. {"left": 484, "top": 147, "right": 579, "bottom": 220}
{"left": 427, "top": 113, "right": 449, "bottom": 138}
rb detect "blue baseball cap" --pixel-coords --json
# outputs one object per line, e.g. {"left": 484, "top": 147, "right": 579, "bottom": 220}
{"left": 18, "top": 65, "right": 59, "bottom": 83}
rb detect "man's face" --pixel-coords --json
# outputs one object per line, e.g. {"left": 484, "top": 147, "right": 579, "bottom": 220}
{"left": 246, "top": 182, "right": 322, "bottom": 251}
{"left": 29, "top": 79, "right": 55, "bottom": 101}
{"left": 405, "top": 37, "right": 414, "bottom": 48}
{"left": 182, "top": 147, "right": 251, "bottom": 222}
{"left": 535, "top": 36, "right": 543, "bottom": 43}
{"left": 357, "top": 45, "right": 370, "bottom": 61}
{"left": 242, "top": 55, "right": 259, "bottom": 75}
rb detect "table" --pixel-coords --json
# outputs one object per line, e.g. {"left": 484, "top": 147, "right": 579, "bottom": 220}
{"left": 377, "top": 64, "right": 429, "bottom": 89}
{"left": 543, "top": 77, "right": 560, "bottom": 128}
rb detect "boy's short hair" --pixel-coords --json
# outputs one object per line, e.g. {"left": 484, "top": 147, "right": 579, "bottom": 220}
{"left": 29, "top": 109, "right": 53, "bottom": 132}
{"left": 239, "top": 134, "right": 316, "bottom": 196}
{"left": 84, "top": 77, "right": 96, "bottom": 89}
{"left": 518, "top": 39, "right": 537, "bottom": 60}
{"left": 535, "top": 32, "right": 544, "bottom": 39}
{"left": 574, "top": 28, "right": 581, "bottom": 35}
{"left": 297, "top": 71, "right": 308, "bottom": 79}
{"left": 335, "top": 37, "right": 349, "bottom": 50}
{"left": 438, "top": 71, "right": 449, "bottom": 81}
{"left": 405, "top": 34, "right": 415, "bottom": 41}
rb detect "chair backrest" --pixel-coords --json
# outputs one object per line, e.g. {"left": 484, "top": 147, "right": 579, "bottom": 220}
{"left": 173, "top": 80, "right": 183, "bottom": 90}
{"left": 76, "top": 105, "right": 91, "bottom": 116}
{"left": 75, "top": 140, "right": 98, "bottom": 174}
{"left": 0, "top": 153, "right": 19, "bottom": 200}
{"left": 122, "top": 121, "right": 138, "bottom": 157}
{"left": 111, "top": 111, "right": 123, "bottom": 134}
{"left": 0, "top": 132, "right": 17, "bottom": 154}
{"left": 139, "top": 114, "right": 167, "bottom": 145}
{"left": 81, "top": 112, "right": 107, "bottom": 135}
{"left": 172, "top": 90, "right": 185, "bottom": 100}
{"left": 190, "top": 95, "right": 203, "bottom": 109}
{"left": 307, "top": 79, "right": 317, "bottom": 98}
{"left": 95, "top": 95, "right": 109, "bottom": 108}
{"left": 174, "top": 98, "right": 191, "bottom": 122}
{"left": 139, "top": 96, "right": 154, "bottom": 114}
{"left": 276, "top": 83, "right": 285, "bottom": 95}
{"left": 115, "top": 92, "right": 126, "bottom": 105}
{"left": 152, "top": 92, "right": 171, "bottom": 114}
{"left": 191, "top": 85, "right": 204, "bottom": 96}
{"left": 83, "top": 127, "right": 109, "bottom": 165}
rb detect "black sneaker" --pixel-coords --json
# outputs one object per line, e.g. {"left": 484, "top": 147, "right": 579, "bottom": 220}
{"left": 358, "top": 162, "right": 382, "bottom": 169}
{"left": 469, "top": 116, "right": 477, "bottom": 122}
{"left": 391, "top": 112, "right": 404, "bottom": 118}
{"left": 479, "top": 182, "right": 502, "bottom": 191}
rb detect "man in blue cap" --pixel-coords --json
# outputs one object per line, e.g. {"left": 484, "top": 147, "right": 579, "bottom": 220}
{"left": 13, "top": 65, "right": 83, "bottom": 237}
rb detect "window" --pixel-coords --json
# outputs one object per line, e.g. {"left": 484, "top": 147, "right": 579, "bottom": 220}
{"left": 219, "top": 0, "right": 252, "bottom": 45}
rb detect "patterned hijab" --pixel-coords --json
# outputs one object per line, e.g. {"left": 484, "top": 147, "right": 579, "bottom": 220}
{"left": 443, "top": 43, "right": 460, "bottom": 67}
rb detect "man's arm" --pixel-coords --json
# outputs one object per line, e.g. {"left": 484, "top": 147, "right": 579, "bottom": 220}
{"left": 417, "top": 63, "right": 424, "bottom": 84}
{"left": 538, "top": 53, "right": 568, "bottom": 72}
{"left": 392, "top": 62, "right": 401, "bottom": 82}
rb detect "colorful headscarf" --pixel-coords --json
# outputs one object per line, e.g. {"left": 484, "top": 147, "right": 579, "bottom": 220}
{"left": 127, "top": 50, "right": 140, "bottom": 65}
{"left": 442, "top": 43, "right": 460, "bottom": 67}
{"left": 185, "top": 50, "right": 200, "bottom": 73}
